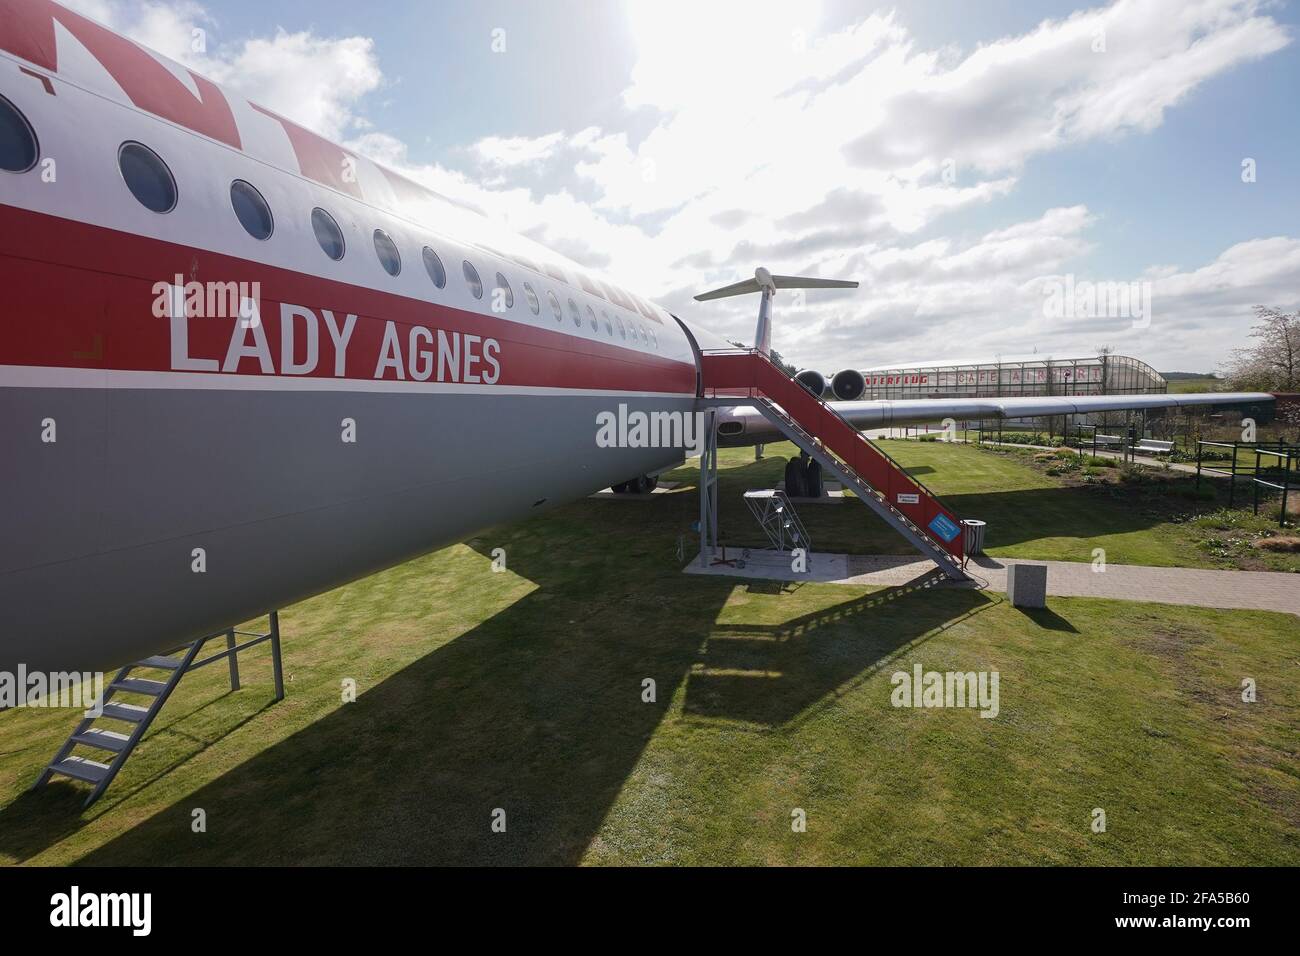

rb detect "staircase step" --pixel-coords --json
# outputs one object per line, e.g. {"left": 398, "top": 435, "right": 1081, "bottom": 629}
{"left": 100, "top": 701, "right": 150, "bottom": 723}
{"left": 110, "top": 677, "right": 168, "bottom": 696}
{"left": 48, "top": 755, "right": 111, "bottom": 784}
{"left": 71, "top": 728, "right": 131, "bottom": 753}
{"left": 136, "top": 655, "right": 182, "bottom": 671}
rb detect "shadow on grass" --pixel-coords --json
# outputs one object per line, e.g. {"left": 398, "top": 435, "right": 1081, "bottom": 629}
{"left": 0, "top": 693, "right": 276, "bottom": 863}
{"left": 684, "top": 573, "right": 996, "bottom": 726}
{"left": 6, "top": 455, "right": 1080, "bottom": 864}
{"left": 943, "top": 486, "right": 1188, "bottom": 550}
{"left": 1016, "top": 606, "right": 1080, "bottom": 633}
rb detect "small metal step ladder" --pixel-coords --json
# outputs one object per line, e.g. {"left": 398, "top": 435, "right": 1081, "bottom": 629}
{"left": 743, "top": 489, "right": 812, "bottom": 564}
{"left": 33, "top": 612, "right": 284, "bottom": 809}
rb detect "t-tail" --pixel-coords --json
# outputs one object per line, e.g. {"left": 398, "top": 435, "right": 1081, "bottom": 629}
{"left": 694, "top": 267, "right": 858, "bottom": 394}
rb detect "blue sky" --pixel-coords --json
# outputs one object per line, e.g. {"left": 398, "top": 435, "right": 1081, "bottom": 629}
{"left": 80, "top": 0, "right": 1300, "bottom": 371}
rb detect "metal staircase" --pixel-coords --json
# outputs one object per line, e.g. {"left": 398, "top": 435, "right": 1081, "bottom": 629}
{"left": 744, "top": 489, "right": 813, "bottom": 558}
{"left": 700, "top": 349, "right": 969, "bottom": 581}
{"left": 33, "top": 613, "right": 284, "bottom": 809}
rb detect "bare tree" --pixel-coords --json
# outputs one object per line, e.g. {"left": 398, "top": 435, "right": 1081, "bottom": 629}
{"left": 1221, "top": 306, "right": 1299, "bottom": 391}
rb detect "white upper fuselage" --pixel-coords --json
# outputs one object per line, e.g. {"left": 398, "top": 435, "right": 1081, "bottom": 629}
{"left": 0, "top": 0, "right": 709, "bottom": 381}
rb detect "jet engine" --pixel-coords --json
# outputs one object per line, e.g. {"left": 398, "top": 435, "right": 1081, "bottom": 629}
{"left": 830, "top": 368, "right": 866, "bottom": 401}
{"left": 794, "top": 369, "right": 827, "bottom": 398}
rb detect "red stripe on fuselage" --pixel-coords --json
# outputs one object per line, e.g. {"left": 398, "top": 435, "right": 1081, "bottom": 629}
{"left": 0, "top": 204, "right": 697, "bottom": 394}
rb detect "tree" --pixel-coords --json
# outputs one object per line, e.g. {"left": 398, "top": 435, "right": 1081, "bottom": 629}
{"left": 1221, "top": 306, "right": 1299, "bottom": 391}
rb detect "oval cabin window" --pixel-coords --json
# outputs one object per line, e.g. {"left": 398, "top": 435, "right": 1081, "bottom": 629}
{"left": 311, "top": 208, "right": 346, "bottom": 260}
{"left": 0, "top": 94, "right": 38, "bottom": 173}
{"left": 230, "top": 180, "right": 273, "bottom": 240}
{"left": 118, "top": 142, "right": 177, "bottom": 213}
{"left": 373, "top": 229, "right": 402, "bottom": 276}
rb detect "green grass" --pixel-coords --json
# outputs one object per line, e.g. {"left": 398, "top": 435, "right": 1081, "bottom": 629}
{"left": 1167, "top": 377, "right": 1223, "bottom": 394}
{"left": 0, "top": 442, "right": 1295, "bottom": 865}
{"left": 749, "top": 439, "right": 1297, "bottom": 570}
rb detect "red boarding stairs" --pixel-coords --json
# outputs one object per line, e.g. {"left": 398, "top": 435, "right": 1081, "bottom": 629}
{"left": 700, "top": 349, "right": 969, "bottom": 581}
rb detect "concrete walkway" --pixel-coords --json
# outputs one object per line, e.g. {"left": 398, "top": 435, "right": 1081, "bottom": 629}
{"left": 686, "top": 549, "right": 1300, "bottom": 616}
{"left": 967, "top": 556, "right": 1300, "bottom": 616}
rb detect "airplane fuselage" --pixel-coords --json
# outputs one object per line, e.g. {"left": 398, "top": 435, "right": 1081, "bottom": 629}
{"left": 0, "top": 0, "right": 722, "bottom": 672}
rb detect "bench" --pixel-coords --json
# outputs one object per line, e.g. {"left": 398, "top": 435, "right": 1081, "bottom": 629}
{"left": 1133, "top": 439, "right": 1175, "bottom": 455}
{"left": 1093, "top": 434, "right": 1126, "bottom": 447}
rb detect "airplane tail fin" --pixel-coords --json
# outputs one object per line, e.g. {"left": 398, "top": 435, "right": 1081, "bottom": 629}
{"left": 694, "top": 267, "right": 857, "bottom": 355}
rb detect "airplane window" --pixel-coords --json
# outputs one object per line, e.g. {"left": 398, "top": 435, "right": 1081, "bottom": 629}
{"left": 523, "top": 283, "right": 540, "bottom": 315}
{"left": 651, "top": 329, "right": 659, "bottom": 348}
{"left": 547, "top": 290, "right": 562, "bottom": 322}
{"left": 615, "top": 315, "right": 626, "bottom": 339}
{"left": 311, "top": 208, "right": 345, "bottom": 260}
{"left": 586, "top": 305, "right": 597, "bottom": 331}
{"left": 495, "top": 272, "right": 514, "bottom": 309}
{"left": 0, "top": 94, "right": 38, "bottom": 173}
{"left": 373, "top": 229, "right": 401, "bottom": 276}
{"left": 422, "top": 246, "right": 446, "bottom": 288}
{"left": 568, "top": 298, "right": 581, "bottom": 327}
{"left": 118, "top": 141, "right": 176, "bottom": 213}
{"left": 463, "top": 260, "right": 484, "bottom": 299}
{"left": 602, "top": 311, "right": 613, "bottom": 336}
{"left": 229, "top": 180, "right": 273, "bottom": 240}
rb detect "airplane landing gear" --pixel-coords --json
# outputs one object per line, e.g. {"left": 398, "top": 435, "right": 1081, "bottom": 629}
{"left": 612, "top": 474, "right": 658, "bottom": 494}
{"left": 784, "top": 454, "right": 823, "bottom": 499}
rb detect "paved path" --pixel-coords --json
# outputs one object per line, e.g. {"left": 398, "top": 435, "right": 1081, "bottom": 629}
{"left": 686, "top": 550, "right": 1300, "bottom": 616}
{"left": 967, "top": 556, "right": 1300, "bottom": 616}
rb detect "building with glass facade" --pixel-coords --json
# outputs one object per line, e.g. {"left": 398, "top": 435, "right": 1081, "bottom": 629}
{"left": 855, "top": 353, "right": 1166, "bottom": 401}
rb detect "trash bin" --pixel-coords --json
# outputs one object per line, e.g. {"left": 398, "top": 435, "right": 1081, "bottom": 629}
{"left": 962, "top": 519, "right": 987, "bottom": 556}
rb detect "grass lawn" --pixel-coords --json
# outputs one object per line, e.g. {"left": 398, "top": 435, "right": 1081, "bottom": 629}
{"left": 718, "top": 440, "right": 1298, "bottom": 570}
{"left": 0, "top": 441, "right": 1295, "bottom": 865}
{"left": 1167, "top": 377, "right": 1223, "bottom": 393}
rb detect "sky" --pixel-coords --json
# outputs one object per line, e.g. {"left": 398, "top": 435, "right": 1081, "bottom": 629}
{"left": 66, "top": 0, "right": 1300, "bottom": 374}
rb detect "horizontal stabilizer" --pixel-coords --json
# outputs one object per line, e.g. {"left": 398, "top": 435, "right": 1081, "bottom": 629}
{"left": 695, "top": 270, "right": 858, "bottom": 301}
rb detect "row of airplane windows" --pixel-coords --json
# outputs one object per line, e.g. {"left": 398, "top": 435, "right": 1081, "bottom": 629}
{"left": 0, "top": 92, "right": 660, "bottom": 350}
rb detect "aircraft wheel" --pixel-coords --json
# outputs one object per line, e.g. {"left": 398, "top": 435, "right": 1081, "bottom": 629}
{"left": 629, "top": 475, "right": 650, "bottom": 495}
{"left": 644, "top": 475, "right": 659, "bottom": 492}
{"left": 804, "top": 459, "right": 823, "bottom": 497}
{"left": 784, "top": 457, "right": 806, "bottom": 498}
{"left": 611, "top": 481, "right": 629, "bottom": 494}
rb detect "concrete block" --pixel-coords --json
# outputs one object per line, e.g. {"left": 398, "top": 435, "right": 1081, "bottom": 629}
{"left": 1007, "top": 562, "right": 1047, "bottom": 608}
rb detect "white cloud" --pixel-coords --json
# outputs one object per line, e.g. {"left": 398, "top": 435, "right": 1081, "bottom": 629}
{"left": 69, "top": 0, "right": 382, "bottom": 139}
{"left": 472, "top": 132, "right": 569, "bottom": 168}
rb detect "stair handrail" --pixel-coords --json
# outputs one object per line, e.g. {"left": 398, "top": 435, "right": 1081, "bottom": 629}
{"left": 699, "top": 347, "right": 953, "bottom": 506}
